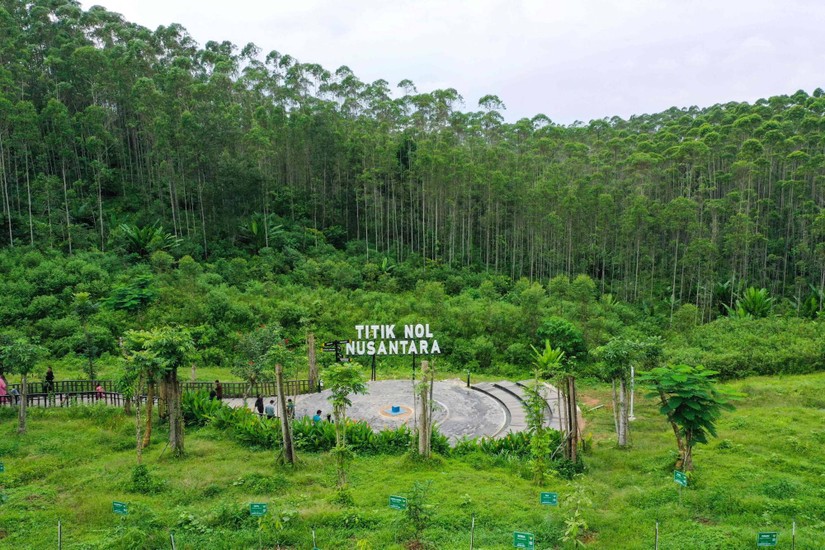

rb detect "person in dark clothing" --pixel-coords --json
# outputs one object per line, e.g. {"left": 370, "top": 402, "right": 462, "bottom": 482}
{"left": 209, "top": 389, "right": 217, "bottom": 400}
{"left": 254, "top": 395, "right": 264, "bottom": 416}
{"left": 214, "top": 380, "right": 223, "bottom": 400}
{"left": 45, "top": 366, "right": 55, "bottom": 393}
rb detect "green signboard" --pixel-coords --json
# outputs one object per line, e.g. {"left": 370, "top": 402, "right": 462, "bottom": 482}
{"left": 112, "top": 501, "right": 128, "bottom": 515}
{"left": 250, "top": 503, "right": 268, "bottom": 517}
{"left": 389, "top": 496, "right": 407, "bottom": 510}
{"left": 513, "top": 531, "right": 535, "bottom": 549}
{"left": 540, "top": 492, "right": 558, "bottom": 506}
{"left": 673, "top": 470, "right": 687, "bottom": 487}
{"left": 757, "top": 532, "right": 778, "bottom": 547}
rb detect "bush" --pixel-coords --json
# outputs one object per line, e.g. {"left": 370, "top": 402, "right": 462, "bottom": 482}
{"left": 129, "top": 464, "right": 164, "bottom": 494}
{"left": 181, "top": 390, "right": 229, "bottom": 426}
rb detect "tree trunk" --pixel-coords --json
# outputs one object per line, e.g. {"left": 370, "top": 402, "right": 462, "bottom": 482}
{"left": 418, "top": 360, "right": 432, "bottom": 458}
{"left": 611, "top": 379, "right": 619, "bottom": 437}
{"left": 157, "top": 378, "right": 167, "bottom": 420}
{"left": 683, "top": 435, "right": 694, "bottom": 471}
{"left": 617, "top": 377, "right": 628, "bottom": 447}
{"left": 18, "top": 373, "right": 28, "bottom": 434}
{"left": 167, "top": 369, "right": 184, "bottom": 457}
{"left": 275, "top": 364, "right": 295, "bottom": 465}
{"left": 135, "top": 376, "right": 143, "bottom": 465}
{"left": 142, "top": 381, "right": 154, "bottom": 448}
{"left": 657, "top": 388, "right": 685, "bottom": 469}
{"left": 566, "top": 376, "right": 579, "bottom": 463}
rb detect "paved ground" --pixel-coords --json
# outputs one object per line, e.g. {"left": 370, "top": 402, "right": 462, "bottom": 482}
{"left": 227, "top": 380, "right": 506, "bottom": 441}
{"left": 224, "top": 378, "right": 566, "bottom": 442}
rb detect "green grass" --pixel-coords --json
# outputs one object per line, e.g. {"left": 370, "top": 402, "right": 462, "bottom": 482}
{"left": 2, "top": 373, "right": 825, "bottom": 549}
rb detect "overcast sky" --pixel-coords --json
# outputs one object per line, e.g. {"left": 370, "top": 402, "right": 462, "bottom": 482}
{"left": 81, "top": 0, "right": 825, "bottom": 124}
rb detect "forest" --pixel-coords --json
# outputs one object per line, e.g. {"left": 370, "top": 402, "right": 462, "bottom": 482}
{"left": 1, "top": 0, "right": 824, "bottom": 326}
{"left": 2, "top": 1, "right": 825, "bottom": 548}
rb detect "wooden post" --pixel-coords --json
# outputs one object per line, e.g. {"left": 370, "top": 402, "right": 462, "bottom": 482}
{"left": 307, "top": 333, "right": 318, "bottom": 388}
{"left": 275, "top": 363, "right": 295, "bottom": 465}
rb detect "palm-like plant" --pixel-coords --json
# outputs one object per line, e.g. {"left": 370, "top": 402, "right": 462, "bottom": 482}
{"left": 118, "top": 222, "right": 180, "bottom": 258}
{"left": 726, "top": 287, "right": 773, "bottom": 318}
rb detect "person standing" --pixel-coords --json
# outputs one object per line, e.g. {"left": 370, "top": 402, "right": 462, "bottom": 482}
{"left": 264, "top": 400, "right": 276, "bottom": 419}
{"left": 214, "top": 380, "right": 223, "bottom": 401}
{"left": 254, "top": 395, "right": 264, "bottom": 416}
{"left": 286, "top": 398, "right": 295, "bottom": 419}
{"left": 312, "top": 409, "right": 322, "bottom": 423}
{"left": 45, "top": 366, "right": 55, "bottom": 394}
{"left": 0, "top": 373, "right": 8, "bottom": 404}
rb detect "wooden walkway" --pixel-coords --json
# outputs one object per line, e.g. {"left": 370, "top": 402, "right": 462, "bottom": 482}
{"left": 0, "top": 379, "right": 316, "bottom": 408}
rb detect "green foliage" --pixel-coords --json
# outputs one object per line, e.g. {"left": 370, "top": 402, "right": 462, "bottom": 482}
{"left": 129, "top": 464, "right": 164, "bottom": 494}
{"left": 536, "top": 317, "right": 587, "bottom": 364}
{"left": 640, "top": 364, "right": 739, "bottom": 469}
{"left": 399, "top": 480, "right": 435, "bottom": 546}
{"left": 181, "top": 390, "right": 228, "bottom": 426}
{"left": 105, "top": 274, "right": 155, "bottom": 312}
{"left": 231, "top": 324, "right": 280, "bottom": 394}
{"left": 0, "top": 335, "right": 43, "bottom": 377}
{"left": 726, "top": 286, "right": 774, "bottom": 318}
{"left": 117, "top": 222, "right": 181, "bottom": 258}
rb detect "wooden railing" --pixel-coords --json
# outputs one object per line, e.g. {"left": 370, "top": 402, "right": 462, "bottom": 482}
{"left": 0, "top": 391, "right": 127, "bottom": 408}
{"left": 1, "top": 378, "right": 317, "bottom": 408}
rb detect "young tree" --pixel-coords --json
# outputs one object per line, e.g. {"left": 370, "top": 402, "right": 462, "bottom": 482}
{"left": 125, "top": 331, "right": 165, "bottom": 449}
{"left": 323, "top": 363, "right": 368, "bottom": 488}
{"left": 73, "top": 292, "right": 98, "bottom": 379}
{"left": 125, "top": 327, "right": 194, "bottom": 457}
{"left": 594, "top": 337, "right": 638, "bottom": 448}
{"left": 525, "top": 342, "right": 565, "bottom": 483}
{"left": 0, "top": 336, "right": 43, "bottom": 434}
{"left": 117, "top": 353, "right": 146, "bottom": 465}
{"left": 640, "top": 364, "right": 738, "bottom": 470}
{"left": 534, "top": 318, "right": 587, "bottom": 463}
{"left": 232, "top": 325, "right": 280, "bottom": 405}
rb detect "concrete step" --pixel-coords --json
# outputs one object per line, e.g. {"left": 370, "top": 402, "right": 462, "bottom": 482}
{"left": 472, "top": 382, "right": 527, "bottom": 436}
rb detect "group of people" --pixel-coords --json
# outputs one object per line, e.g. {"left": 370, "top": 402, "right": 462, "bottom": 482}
{"left": 253, "top": 395, "right": 296, "bottom": 419}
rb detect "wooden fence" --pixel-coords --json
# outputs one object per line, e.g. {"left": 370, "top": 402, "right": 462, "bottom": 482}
{"left": 0, "top": 379, "right": 317, "bottom": 408}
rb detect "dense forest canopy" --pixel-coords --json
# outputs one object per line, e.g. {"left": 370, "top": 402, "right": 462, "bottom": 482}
{"left": 1, "top": 0, "right": 824, "bottom": 324}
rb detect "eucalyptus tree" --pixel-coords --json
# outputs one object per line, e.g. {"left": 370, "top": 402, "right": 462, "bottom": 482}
{"left": 594, "top": 338, "right": 638, "bottom": 447}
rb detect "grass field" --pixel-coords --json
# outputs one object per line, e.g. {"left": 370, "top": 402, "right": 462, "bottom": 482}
{"left": 1, "top": 372, "right": 824, "bottom": 549}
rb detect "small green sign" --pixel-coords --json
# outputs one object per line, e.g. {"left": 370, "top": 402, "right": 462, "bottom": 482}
{"left": 250, "top": 503, "right": 268, "bottom": 517}
{"left": 389, "top": 496, "right": 407, "bottom": 510}
{"left": 673, "top": 470, "right": 688, "bottom": 487}
{"left": 112, "top": 501, "right": 128, "bottom": 515}
{"left": 513, "top": 531, "right": 535, "bottom": 549}
{"left": 540, "top": 492, "right": 558, "bottom": 506}
{"left": 757, "top": 532, "right": 778, "bottom": 547}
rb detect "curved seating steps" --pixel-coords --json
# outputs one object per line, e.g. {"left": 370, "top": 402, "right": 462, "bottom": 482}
{"left": 471, "top": 380, "right": 562, "bottom": 437}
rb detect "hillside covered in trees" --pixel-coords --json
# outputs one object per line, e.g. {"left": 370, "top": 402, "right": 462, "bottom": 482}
{"left": 1, "top": 0, "right": 824, "bottom": 325}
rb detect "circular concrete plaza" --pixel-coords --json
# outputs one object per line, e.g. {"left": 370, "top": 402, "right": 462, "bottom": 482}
{"left": 295, "top": 379, "right": 506, "bottom": 441}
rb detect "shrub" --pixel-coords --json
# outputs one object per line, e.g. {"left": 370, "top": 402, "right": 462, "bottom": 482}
{"left": 182, "top": 390, "right": 229, "bottom": 426}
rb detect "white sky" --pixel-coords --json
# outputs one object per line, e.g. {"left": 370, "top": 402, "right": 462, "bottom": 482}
{"left": 81, "top": 0, "right": 825, "bottom": 124}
